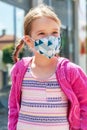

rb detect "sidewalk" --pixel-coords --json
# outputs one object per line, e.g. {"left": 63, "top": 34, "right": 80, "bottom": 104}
{"left": 0, "top": 87, "right": 10, "bottom": 130}
{"left": 0, "top": 86, "right": 10, "bottom": 108}
{"left": 0, "top": 108, "right": 8, "bottom": 130}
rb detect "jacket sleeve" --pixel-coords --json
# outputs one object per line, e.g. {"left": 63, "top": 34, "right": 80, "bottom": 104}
{"left": 70, "top": 64, "right": 87, "bottom": 130}
{"left": 8, "top": 64, "right": 19, "bottom": 130}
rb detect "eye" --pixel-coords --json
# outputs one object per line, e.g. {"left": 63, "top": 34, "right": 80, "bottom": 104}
{"left": 38, "top": 32, "right": 45, "bottom": 35}
{"left": 52, "top": 31, "right": 59, "bottom": 37}
{"left": 52, "top": 31, "right": 58, "bottom": 34}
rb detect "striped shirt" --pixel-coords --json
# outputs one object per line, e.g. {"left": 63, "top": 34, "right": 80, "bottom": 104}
{"left": 17, "top": 66, "right": 69, "bottom": 130}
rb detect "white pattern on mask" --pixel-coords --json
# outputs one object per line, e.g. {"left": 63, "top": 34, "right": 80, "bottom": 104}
{"left": 34, "top": 36, "right": 61, "bottom": 58}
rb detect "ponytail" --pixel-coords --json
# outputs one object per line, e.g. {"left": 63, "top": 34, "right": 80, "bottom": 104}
{"left": 13, "top": 39, "right": 24, "bottom": 63}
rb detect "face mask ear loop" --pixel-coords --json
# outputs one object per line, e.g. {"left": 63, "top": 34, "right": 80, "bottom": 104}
{"left": 29, "top": 37, "right": 37, "bottom": 48}
{"left": 29, "top": 37, "right": 35, "bottom": 42}
{"left": 22, "top": 35, "right": 30, "bottom": 43}
{"left": 58, "top": 35, "right": 62, "bottom": 55}
{"left": 59, "top": 34, "right": 62, "bottom": 49}
{"left": 22, "top": 35, "right": 35, "bottom": 45}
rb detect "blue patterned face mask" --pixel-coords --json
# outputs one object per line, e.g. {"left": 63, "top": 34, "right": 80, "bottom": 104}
{"left": 32, "top": 36, "right": 61, "bottom": 58}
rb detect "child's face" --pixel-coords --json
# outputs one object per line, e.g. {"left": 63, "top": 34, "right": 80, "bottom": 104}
{"left": 24, "top": 16, "right": 61, "bottom": 57}
{"left": 30, "top": 16, "right": 60, "bottom": 42}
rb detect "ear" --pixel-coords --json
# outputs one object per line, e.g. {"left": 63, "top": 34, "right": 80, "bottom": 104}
{"left": 23, "top": 35, "right": 34, "bottom": 48}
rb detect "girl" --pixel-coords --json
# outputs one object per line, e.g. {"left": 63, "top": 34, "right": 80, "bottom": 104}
{"left": 8, "top": 4, "right": 87, "bottom": 130}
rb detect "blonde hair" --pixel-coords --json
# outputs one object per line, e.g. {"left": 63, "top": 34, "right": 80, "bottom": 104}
{"left": 13, "top": 4, "right": 61, "bottom": 63}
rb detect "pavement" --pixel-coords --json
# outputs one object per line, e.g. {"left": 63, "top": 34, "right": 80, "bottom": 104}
{"left": 0, "top": 86, "right": 10, "bottom": 130}
{"left": 0, "top": 108, "right": 8, "bottom": 130}
{"left": 0, "top": 86, "right": 10, "bottom": 108}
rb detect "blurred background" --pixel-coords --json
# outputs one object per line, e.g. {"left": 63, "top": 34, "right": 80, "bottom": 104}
{"left": 0, "top": 0, "right": 87, "bottom": 130}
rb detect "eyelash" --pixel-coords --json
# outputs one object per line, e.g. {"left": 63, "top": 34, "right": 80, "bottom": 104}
{"left": 52, "top": 32, "right": 58, "bottom": 34}
{"left": 38, "top": 32, "right": 59, "bottom": 36}
{"left": 38, "top": 33, "right": 45, "bottom": 35}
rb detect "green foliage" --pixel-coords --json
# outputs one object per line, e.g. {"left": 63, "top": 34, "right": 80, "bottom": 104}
{"left": 2, "top": 45, "right": 14, "bottom": 64}
{"left": 2, "top": 44, "right": 24, "bottom": 64}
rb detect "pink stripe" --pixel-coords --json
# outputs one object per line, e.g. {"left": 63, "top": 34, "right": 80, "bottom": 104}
{"left": 23, "top": 76, "right": 57, "bottom": 81}
{"left": 20, "top": 109, "right": 66, "bottom": 115}
{"left": 23, "top": 78, "right": 57, "bottom": 81}
{"left": 22, "top": 87, "right": 45, "bottom": 91}
{"left": 22, "top": 87, "right": 61, "bottom": 92}
{"left": 22, "top": 97, "right": 46, "bottom": 101}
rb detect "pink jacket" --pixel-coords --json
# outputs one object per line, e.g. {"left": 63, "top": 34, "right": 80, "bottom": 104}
{"left": 8, "top": 57, "right": 87, "bottom": 130}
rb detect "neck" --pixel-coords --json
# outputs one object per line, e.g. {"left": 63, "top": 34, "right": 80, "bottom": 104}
{"left": 31, "top": 55, "right": 58, "bottom": 68}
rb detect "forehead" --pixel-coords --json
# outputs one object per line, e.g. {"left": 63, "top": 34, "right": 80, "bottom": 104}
{"left": 31, "top": 16, "right": 59, "bottom": 32}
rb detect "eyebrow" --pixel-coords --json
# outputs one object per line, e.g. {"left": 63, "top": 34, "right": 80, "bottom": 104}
{"left": 36, "top": 30, "right": 45, "bottom": 33}
{"left": 36, "top": 28, "right": 59, "bottom": 33}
